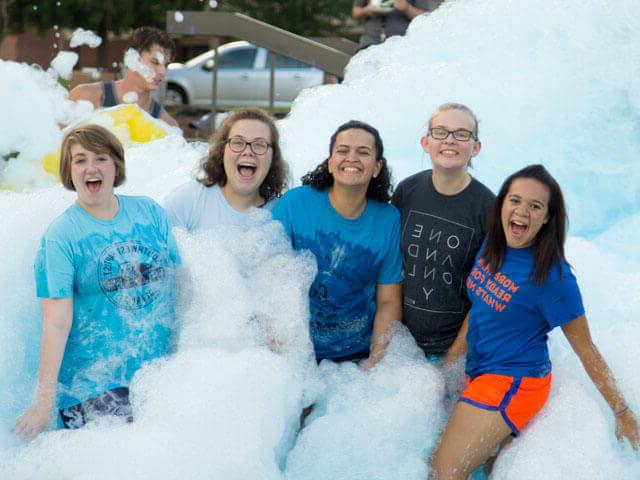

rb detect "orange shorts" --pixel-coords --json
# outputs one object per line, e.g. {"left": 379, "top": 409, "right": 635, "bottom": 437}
{"left": 459, "top": 373, "right": 552, "bottom": 436}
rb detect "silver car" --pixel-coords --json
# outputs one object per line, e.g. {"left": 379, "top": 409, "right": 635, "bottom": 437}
{"left": 165, "top": 41, "right": 325, "bottom": 109}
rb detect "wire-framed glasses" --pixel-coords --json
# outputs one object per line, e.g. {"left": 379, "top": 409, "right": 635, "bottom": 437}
{"left": 226, "top": 136, "right": 272, "bottom": 155}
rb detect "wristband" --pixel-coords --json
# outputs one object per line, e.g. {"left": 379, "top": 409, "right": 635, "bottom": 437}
{"left": 614, "top": 405, "right": 629, "bottom": 417}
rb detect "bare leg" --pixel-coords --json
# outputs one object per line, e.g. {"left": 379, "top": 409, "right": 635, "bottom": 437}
{"left": 429, "top": 402, "right": 513, "bottom": 480}
{"left": 484, "top": 436, "right": 513, "bottom": 476}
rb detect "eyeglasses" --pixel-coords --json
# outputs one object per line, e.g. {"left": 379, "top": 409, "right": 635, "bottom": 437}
{"left": 225, "top": 136, "right": 272, "bottom": 155}
{"left": 428, "top": 127, "right": 476, "bottom": 142}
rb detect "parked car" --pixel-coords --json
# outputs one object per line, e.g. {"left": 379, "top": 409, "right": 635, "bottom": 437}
{"left": 165, "top": 41, "right": 325, "bottom": 109}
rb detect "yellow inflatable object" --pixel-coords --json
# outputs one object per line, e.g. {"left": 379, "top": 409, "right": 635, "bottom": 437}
{"left": 43, "top": 150, "right": 61, "bottom": 178}
{"left": 42, "top": 104, "right": 169, "bottom": 180}
{"left": 108, "top": 103, "right": 168, "bottom": 144}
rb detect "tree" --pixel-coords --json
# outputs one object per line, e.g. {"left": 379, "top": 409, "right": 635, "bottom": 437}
{"left": 219, "top": 0, "right": 353, "bottom": 37}
{"left": 0, "top": 0, "right": 15, "bottom": 45}
{"left": 6, "top": 0, "right": 206, "bottom": 67}
{"left": 4, "top": 0, "right": 354, "bottom": 67}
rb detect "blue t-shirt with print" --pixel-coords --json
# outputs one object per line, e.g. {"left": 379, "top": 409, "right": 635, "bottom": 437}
{"left": 465, "top": 246, "right": 585, "bottom": 379}
{"left": 35, "top": 195, "right": 181, "bottom": 409}
{"left": 272, "top": 185, "right": 403, "bottom": 360}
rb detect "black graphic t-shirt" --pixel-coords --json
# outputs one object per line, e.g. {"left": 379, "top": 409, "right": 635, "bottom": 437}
{"left": 391, "top": 170, "right": 495, "bottom": 354}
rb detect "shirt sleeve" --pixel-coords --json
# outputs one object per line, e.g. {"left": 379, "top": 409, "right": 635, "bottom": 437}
{"left": 390, "top": 181, "right": 403, "bottom": 210}
{"left": 377, "top": 207, "right": 404, "bottom": 285}
{"left": 414, "top": 0, "right": 443, "bottom": 12}
{"left": 540, "top": 267, "right": 585, "bottom": 329}
{"left": 163, "top": 183, "right": 195, "bottom": 232}
{"left": 271, "top": 192, "right": 294, "bottom": 242}
{"left": 152, "top": 200, "right": 182, "bottom": 267}
{"left": 35, "top": 236, "right": 75, "bottom": 298}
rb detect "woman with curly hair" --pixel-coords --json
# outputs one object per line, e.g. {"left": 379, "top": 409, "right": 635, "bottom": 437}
{"left": 164, "top": 108, "right": 288, "bottom": 231}
{"left": 272, "top": 120, "right": 403, "bottom": 368}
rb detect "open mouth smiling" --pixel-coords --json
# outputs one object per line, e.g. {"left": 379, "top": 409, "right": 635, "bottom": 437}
{"left": 86, "top": 178, "right": 102, "bottom": 192}
{"left": 510, "top": 220, "right": 527, "bottom": 236}
{"left": 237, "top": 163, "right": 257, "bottom": 178}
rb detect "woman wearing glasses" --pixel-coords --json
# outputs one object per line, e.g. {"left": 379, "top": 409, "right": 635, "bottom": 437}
{"left": 272, "top": 120, "right": 403, "bottom": 367}
{"left": 391, "top": 103, "right": 495, "bottom": 360}
{"left": 164, "top": 108, "right": 287, "bottom": 231}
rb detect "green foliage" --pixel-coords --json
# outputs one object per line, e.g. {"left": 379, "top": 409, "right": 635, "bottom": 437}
{"left": 7, "top": 1, "right": 352, "bottom": 37}
{"left": 7, "top": 1, "right": 207, "bottom": 35}
{"left": 215, "top": 0, "right": 353, "bottom": 37}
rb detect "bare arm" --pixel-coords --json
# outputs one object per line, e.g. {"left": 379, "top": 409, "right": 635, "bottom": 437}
{"left": 562, "top": 315, "right": 639, "bottom": 450}
{"left": 353, "top": 2, "right": 385, "bottom": 19}
{"left": 160, "top": 109, "right": 178, "bottom": 127}
{"left": 68, "top": 82, "right": 101, "bottom": 109}
{"left": 363, "top": 282, "right": 402, "bottom": 369}
{"left": 14, "top": 298, "right": 73, "bottom": 439}
{"left": 442, "top": 313, "right": 469, "bottom": 366}
{"left": 392, "top": 0, "right": 427, "bottom": 19}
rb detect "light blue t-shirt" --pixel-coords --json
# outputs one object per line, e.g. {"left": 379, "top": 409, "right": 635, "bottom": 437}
{"left": 35, "top": 195, "right": 181, "bottom": 409}
{"left": 272, "top": 185, "right": 403, "bottom": 359}
{"left": 163, "top": 182, "right": 276, "bottom": 232}
{"left": 465, "top": 246, "right": 585, "bottom": 379}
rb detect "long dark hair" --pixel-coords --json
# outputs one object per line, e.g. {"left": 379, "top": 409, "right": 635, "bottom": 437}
{"left": 198, "top": 108, "right": 288, "bottom": 201}
{"left": 482, "top": 164, "right": 568, "bottom": 285}
{"left": 301, "top": 120, "right": 393, "bottom": 202}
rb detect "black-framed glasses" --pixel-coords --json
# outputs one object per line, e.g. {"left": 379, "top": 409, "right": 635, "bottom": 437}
{"left": 225, "top": 136, "right": 272, "bottom": 155}
{"left": 428, "top": 127, "right": 476, "bottom": 142}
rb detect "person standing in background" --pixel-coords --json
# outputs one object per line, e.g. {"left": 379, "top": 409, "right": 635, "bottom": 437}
{"left": 352, "top": 0, "right": 444, "bottom": 50}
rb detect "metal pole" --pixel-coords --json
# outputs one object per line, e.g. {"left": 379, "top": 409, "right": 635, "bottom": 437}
{"left": 268, "top": 50, "right": 275, "bottom": 115}
{"left": 211, "top": 37, "right": 220, "bottom": 132}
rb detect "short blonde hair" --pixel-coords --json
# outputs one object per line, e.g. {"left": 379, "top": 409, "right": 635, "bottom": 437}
{"left": 428, "top": 102, "right": 479, "bottom": 139}
{"left": 59, "top": 125, "right": 126, "bottom": 191}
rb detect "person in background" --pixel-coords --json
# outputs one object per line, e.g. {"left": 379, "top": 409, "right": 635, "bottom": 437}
{"left": 391, "top": 103, "right": 494, "bottom": 359}
{"left": 14, "top": 124, "right": 180, "bottom": 437}
{"left": 69, "top": 26, "right": 178, "bottom": 126}
{"left": 352, "top": 0, "right": 443, "bottom": 50}
{"left": 430, "top": 164, "right": 639, "bottom": 479}
{"left": 272, "top": 120, "right": 402, "bottom": 369}
{"left": 163, "top": 108, "right": 287, "bottom": 232}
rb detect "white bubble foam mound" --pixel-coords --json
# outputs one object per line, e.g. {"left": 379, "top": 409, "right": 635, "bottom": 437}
{"left": 1, "top": 349, "right": 304, "bottom": 480}
{"left": 172, "top": 214, "right": 317, "bottom": 369}
{"left": 0, "top": 60, "right": 92, "bottom": 189}
{"left": 279, "top": 0, "right": 640, "bottom": 237}
{"left": 286, "top": 328, "right": 445, "bottom": 480}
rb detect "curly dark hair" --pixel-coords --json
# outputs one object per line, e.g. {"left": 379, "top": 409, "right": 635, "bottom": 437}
{"left": 301, "top": 120, "right": 393, "bottom": 202}
{"left": 482, "top": 164, "right": 568, "bottom": 285}
{"left": 131, "top": 26, "right": 175, "bottom": 62}
{"left": 198, "top": 108, "right": 288, "bottom": 201}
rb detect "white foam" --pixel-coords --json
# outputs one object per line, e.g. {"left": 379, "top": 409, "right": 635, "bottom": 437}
{"left": 122, "top": 91, "right": 138, "bottom": 104}
{"left": 69, "top": 28, "right": 102, "bottom": 49}
{"left": 124, "top": 48, "right": 155, "bottom": 83}
{"left": 49, "top": 51, "right": 78, "bottom": 80}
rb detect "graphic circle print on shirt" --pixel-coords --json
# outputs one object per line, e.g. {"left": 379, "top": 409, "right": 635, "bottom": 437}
{"left": 98, "top": 240, "right": 167, "bottom": 310}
